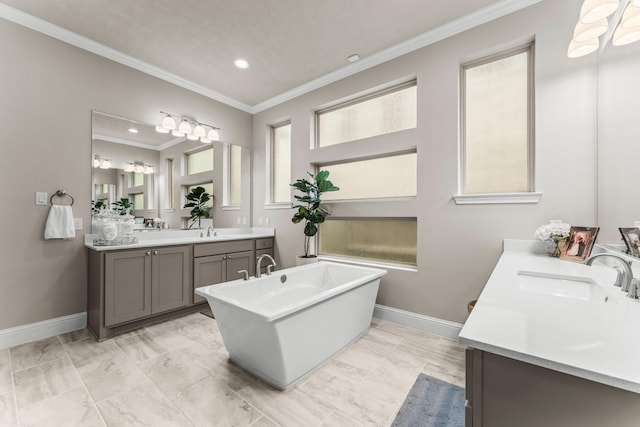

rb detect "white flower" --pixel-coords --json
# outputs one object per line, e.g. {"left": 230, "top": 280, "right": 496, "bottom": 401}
{"left": 535, "top": 221, "right": 570, "bottom": 241}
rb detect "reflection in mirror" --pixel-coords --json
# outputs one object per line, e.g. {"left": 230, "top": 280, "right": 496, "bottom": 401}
{"left": 597, "top": 39, "right": 640, "bottom": 242}
{"left": 92, "top": 111, "right": 251, "bottom": 231}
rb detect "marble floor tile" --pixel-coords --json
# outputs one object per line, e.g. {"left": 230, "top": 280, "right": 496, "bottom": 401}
{"left": 250, "top": 415, "right": 280, "bottom": 426}
{"left": 139, "top": 350, "right": 210, "bottom": 400}
{"left": 362, "top": 326, "right": 404, "bottom": 348}
{"left": 10, "top": 336, "right": 66, "bottom": 371}
{"left": 114, "top": 331, "right": 168, "bottom": 363}
{"left": 13, "top": 356, "right": 82, "bottom": 409}
{"left": 76, "top": 351, "right": 148, "bottom": 402}
{"left": 18, "top": 387, "right": 105, "bottom": 427}
{"left": 237, "top": 381, "right": 334, "bottom": 427}
{"left": 0, "top": 348, "right": 14, "bottom": 395}
{"left": 97, "top": 382, "right": 191, "bottom": 427}
{"left": 173, "top": 376, "right": 263, "bottom": 427}
{"left": 0, "top": 392, "right": 19, "bottom": 427}
{"left": 320, "top": 409, "right": 366, "bottom": 427}
{"left": 63, "top": 338, "right": 121, "bottom": 369}
{"left": 57, "top": 328, "right": 93, "bottom": 344}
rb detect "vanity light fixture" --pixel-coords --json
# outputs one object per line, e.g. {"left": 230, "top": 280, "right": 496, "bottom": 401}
{"left": 568, "top": 0, "right": 640, "bottom": 57}
{"left": 155, "top": 111, "right": 221, "bottom": 143}
{"left": 124, "top": 162, "right": 154, "bottom": 174}
{"left": 92, "top": 155, "right": 112, "bottom": 169}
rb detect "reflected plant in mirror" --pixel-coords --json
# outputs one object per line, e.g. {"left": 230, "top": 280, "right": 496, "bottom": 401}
{"left": 184, "top": 186, "right": 213, "bottom": 229}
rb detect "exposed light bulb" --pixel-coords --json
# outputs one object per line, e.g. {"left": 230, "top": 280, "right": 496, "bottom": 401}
{"left": 234, "top": 59, "right": 249, "bottom": 69}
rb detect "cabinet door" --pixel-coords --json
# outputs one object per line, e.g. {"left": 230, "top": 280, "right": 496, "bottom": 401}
{"left": 104, "top": 249, "right": 152, "bottom": 327}
{"left": 227, "top": 250, "right": 254, "bottom": 280}
{"left": 151, "top": 245, "right": 191, "bottom": 313}
{"left": 193, "top": 254, "right": 226, "bottom": 303}
{"left": 256, "top": 248, "right": 275, "bottom": 276}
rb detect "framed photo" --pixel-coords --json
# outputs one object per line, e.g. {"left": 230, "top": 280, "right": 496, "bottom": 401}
{"left": 559, "top": 226, "right": 600, "bottom": 262}
{"left": 619, "top": 227, "right": 640, "bottom": 257}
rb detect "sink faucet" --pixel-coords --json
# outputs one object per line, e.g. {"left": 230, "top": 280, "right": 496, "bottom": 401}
{"left": 583, "top": 253, "right": 635, "bottom": 296}
{"left": 206, "top": 226, "right": 215, "bottom": 237}
{"left": 256, "top": 254, "right": 276, "bottom": 278}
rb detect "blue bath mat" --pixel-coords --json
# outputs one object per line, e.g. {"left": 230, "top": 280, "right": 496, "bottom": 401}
{"left": 391, "top": 374, "right": 464, "bottom": 427}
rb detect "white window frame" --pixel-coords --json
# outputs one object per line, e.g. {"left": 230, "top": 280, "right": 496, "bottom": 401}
{"left": 265, "top": 120, "right": 292, "bottom": 209}
{"left": 454, "top": 42, "right": 541, "bottom": 205}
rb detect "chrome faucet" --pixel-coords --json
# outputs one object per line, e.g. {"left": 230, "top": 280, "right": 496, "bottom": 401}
{"left": 583, "top": 253, "right": 635, "bottom": 297}
{"left": 206, "top": 226, "right": 215, "bottom": 237}
{"left": 256, "top": 254, "right": 276, "bottom": 278}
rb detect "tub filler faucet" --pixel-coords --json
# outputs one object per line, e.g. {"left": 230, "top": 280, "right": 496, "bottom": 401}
{"left": 256, "top": 254, "right": 277, "bottom": 278}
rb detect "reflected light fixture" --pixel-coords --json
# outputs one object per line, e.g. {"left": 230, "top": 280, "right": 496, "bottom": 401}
{"left": 568, "top": 0, "right": 640, "bottom": 57}
{"left": 92, "top": 155, "right": 112, "bottom": 169}
{"left": 124, "top": 162, "right": 154, "bottom": 174}
{"left": 155, "top": 111, "right": 221, "bottom": 143}
{"left": 234, "top": 59, "right": 249, "bottom": 69}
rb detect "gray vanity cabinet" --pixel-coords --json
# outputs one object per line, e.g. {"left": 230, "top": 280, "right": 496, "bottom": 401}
{"left": 103, "top": 245, "right": 190, "bottom": 327}
{"left": 193, "top": 240, "right": 255, "bottom": 303}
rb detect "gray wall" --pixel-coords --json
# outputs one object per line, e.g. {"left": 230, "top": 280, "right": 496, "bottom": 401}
{"left": 252, "top": 0, "right": 598, "bottom": 324}
{"left": 0, "top": 18, "right": 251, "bottom": 330}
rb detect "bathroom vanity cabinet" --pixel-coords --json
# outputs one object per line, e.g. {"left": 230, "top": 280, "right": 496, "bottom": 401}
{"left": 193, "top": 240, "right": 255, "bottom": 303}
{"left": 86, "top": 232, "right": 276, "bottom": 340}
{"left": 465, "top": 348, "right": 640, "bottom": 427}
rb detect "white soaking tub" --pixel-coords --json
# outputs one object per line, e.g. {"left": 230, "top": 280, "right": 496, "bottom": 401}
{"left": 195, "top": 261, "right": 387, "bottom": 390}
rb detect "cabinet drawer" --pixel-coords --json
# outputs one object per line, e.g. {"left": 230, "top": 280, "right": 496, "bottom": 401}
{"left": 194, "top": 240, "right": 253, "bottom": 257}
{"left": 255, "top": 238, "right": 274, "bottom": 250}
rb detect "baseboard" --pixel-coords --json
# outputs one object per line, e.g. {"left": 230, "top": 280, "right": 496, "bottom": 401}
{"left": 0, "top": 312, "right": 87, "bottom": 349}
{"left": 373, "top": 304, "right": 463, "bottom": 341}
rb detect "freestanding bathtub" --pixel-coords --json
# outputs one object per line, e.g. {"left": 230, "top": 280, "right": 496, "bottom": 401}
{"left": 195, "top": 261, "right": 387, "bottom": 390}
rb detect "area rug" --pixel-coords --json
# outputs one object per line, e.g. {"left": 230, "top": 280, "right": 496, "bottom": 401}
{"left": 200, "top": 307, "right": 214, "bottom": 319}
{"left": 391, "top": 374, "right": 464, "bottom": 427}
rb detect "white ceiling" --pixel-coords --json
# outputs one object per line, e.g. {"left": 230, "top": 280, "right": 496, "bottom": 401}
{"left": 0, "top": 0, "right": 541, "bottom": 113}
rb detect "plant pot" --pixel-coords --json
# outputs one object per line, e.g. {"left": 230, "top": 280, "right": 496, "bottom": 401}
{"left": 296, "top": 255, "right": 319, "bottom": 266}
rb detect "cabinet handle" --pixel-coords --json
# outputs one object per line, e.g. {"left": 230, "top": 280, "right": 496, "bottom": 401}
{"left": 222, "top": 255, "right": 227, "bottom": 260}
{"left": 153, "top": 250, "right": 158, "bottom": 255}
{"left": 146, "top": 251, "right": 151, "bottom": 256}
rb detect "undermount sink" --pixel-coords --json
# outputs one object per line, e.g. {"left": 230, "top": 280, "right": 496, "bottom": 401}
{"left": 517, "top": 270, "right": 610, "bottom": 302}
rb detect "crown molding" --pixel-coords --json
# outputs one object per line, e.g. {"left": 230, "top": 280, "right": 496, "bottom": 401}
{"left": 251, "top": 0, "right": 544, "bottom": 113}
{"left": 0, "top": 3, "right": 253, "bottom": 114}
{"left": 0, "top": 0, "right": 543, "bottom": 115}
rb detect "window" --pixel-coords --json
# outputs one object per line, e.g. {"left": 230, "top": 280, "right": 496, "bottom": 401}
{"left": 166, "top": 158, "right": 174, "bottom": 209}
{"left": 229, "top": 144, "right": 242, "bottom": 206}
{"left": 187, "top": 147, "right": 213, "bottom": 175}
{"left": 270, "top": 122, "right": 291, "bottom": 204}
{"left": 319, "top": 218, "right": 417, "bottom": 266}
{"left": 461, "top": 44, "right": 533, "bottom": 195}
{"left": 187, "top": 183, "right": 213, "bottom": 207}
{"left": 317, "top": 81, "right": 416, "bottom": 148}
{"left": 321, "top": 152, "right": 417, "bottom": 201}
{"left": 132, "top": 172, "right": 144, "bottom": 187}
{"left": 130, "top": 193, "right": 144, "bottom": 210}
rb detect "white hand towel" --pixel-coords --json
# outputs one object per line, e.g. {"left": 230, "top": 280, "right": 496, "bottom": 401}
{"left": 44, "top": 205, "right": 76, "bottom": 240}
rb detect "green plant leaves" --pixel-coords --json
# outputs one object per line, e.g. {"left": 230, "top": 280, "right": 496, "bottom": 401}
{"left": 183, "top": 186, "right": 213, "bottom": 228}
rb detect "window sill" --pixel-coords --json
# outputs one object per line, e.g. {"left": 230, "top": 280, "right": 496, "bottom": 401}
{"left": 452, "top": 192, "right": 542, "bottom": 205}
{"left": 318, "top": 255, "right": 417, "bottom": 273}
{"left": 221, "top": 205, "right": 241, "bottom": 211}
{"left": 264, "top": 203, "right": 292, "bottom": 210}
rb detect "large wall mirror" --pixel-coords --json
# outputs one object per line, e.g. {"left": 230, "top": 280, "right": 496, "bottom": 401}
{"left": 91, "top": 111, "right": 251, "bottom": 231}
{"left": 596, "top": 39, "right": 640, "bottom": 242}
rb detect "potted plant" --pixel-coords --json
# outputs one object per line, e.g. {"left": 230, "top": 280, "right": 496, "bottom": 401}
{"left": 184, "top": 186, "right": 213, "bottom": 229}
{"left": 291, "top": 170, "right": 339, "bottom": 264}
{"left": 112, "top": 198, "right": 132, "bottom": 216}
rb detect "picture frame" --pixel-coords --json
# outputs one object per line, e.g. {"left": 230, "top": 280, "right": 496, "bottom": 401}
{"left": 559, "top": 226, "right": 600, "bottom": 262}
{"left": 619, "top": 227, "right": 640, "bottom": 257}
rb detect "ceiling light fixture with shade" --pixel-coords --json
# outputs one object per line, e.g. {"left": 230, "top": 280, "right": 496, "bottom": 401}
{"left": 568, "top": 0, "right": 640, "bottom": 57}
{"left": 155, "top": 111, "right": 221, "bottom": 143}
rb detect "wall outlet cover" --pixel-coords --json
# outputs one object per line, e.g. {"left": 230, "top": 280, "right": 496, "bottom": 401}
{"left": 73, "top": 218, "right": 83, "bottom": 230}
{"left": 35, "top": 192, "right": 48, "bottom": 205}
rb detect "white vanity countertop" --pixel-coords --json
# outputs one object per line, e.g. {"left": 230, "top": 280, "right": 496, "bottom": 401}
{"left": 84, "top": 228, "right": 275, "bottom": 251}
{"left": 459, "top": 240, "right": 640, "bottom": 394}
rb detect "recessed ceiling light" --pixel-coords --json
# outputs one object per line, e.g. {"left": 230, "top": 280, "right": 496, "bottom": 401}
{"left": 234, "top": 59, "right": 249, "bottom": 69}
{"left": 128, "top": 128, "right": 138, "bottom": 134}
{"left": 347, "top": 54, "right": 360, "bottom": 63}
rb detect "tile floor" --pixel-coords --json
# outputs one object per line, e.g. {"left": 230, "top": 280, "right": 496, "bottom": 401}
{"left": 0, "top": 313, "right": 466, "bottom": 427}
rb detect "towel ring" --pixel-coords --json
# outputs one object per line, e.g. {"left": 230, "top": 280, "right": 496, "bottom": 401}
{"left": 50, "top": 190, "right": 74, "bottom": 206}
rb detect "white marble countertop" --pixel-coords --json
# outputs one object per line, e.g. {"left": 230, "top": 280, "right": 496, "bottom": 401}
{"left": 459, "top": 240, "right": 640, "bottom": 394}
{"left": 84, "top": 228, "right": 275, "bottom": 251}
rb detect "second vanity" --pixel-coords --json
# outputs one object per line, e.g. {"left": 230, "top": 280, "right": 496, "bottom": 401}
{"left": 459, "top": 241, "right": 640, "bottom": 427}
{"left": 85, "top": 228, "right": 275, "bottom": 340}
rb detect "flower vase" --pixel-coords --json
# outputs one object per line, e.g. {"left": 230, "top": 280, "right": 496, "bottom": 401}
{"left": 544, "top": 239, "right": 566, "bottom": 257}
